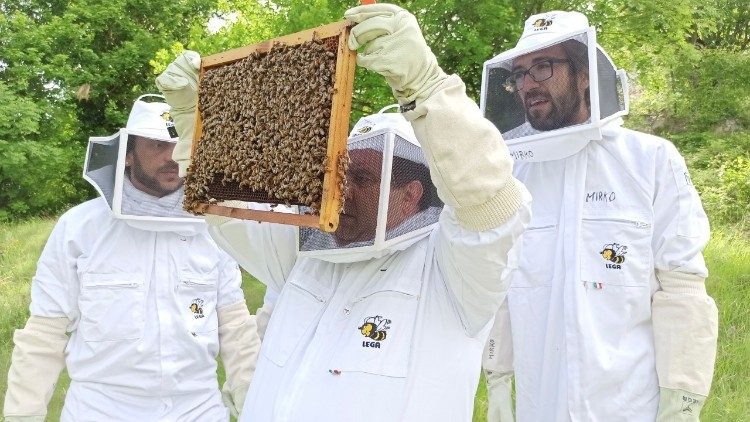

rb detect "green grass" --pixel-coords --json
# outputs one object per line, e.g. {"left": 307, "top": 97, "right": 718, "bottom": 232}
{"left": 700, "top": 229, "right": 750, "bottom": 420}
{"left": 1, "top": 219, "right": 748, "bottom": 420}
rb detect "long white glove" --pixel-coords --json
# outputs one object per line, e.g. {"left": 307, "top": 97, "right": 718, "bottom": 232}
{"left": 217, "top": 300, "right": 261, "bottom": 418}
{"left": 255, "top": 290, "right": 278, "bottom": 341}
{"left": 653, "top": 271, "right": 718, "bottom": 421}
{"left": 345, "top": 3, "right": 524, "bottom": 231}
{"left": 484, "top": 300, "right": 515, "bottom": 422}
{"left": 155, "top": 51, "right": 201, "bottom": 177}
{"left": 345, "top": 4, "right": 447, "bottom": 107}
{"left": 4, "top": 316, "right": 69, "bottom": 420}
{"left": 485, "top": 370, "right": 515, "bottom": 422}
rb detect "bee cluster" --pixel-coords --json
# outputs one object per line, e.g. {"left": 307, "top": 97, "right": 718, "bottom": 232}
{"left": 184, "top": 39, "right": 340, "bottom": 213}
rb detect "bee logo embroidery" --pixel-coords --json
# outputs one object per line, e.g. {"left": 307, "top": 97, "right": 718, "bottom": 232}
{"left": 356, "top": 125, "right": 372, "bottom": 134}
{"left": 161, "top": 111, "right": 178, "bottom": 138}
{"left": 532, "top": 18, "right": 553, "bottom": 29}
{"left": 600, "top": 243, "right": 627, "bottom": 269}
{"left": 359, "top": 315, "right": 391, "bottom": 348}
{"left": 190, "top": 298, "right": 205, "bottom": 319}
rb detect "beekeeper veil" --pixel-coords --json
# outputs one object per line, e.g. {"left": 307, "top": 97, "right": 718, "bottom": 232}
{"left": 480, "top": 11, "right": 629, "bottom": 162}
{"left": 298, "top": 106, "right": 443, "bottom": 263}
{"left": 83, "top": 94, "right": 203, "bottom": 232}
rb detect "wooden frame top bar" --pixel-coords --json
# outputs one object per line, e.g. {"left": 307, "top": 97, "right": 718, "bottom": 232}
{"left": 202, "top": 21, "right": 352, "bottom": 69}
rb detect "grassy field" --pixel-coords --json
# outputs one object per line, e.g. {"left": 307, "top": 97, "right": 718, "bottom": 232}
{"left": 1, "top": 218, "right": 748, "bottom": 420}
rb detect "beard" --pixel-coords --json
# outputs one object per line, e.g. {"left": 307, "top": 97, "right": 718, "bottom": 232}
{"left": 130, "top": 155, "right": 183, "bottom": 197}
{"left": 524, "top": 78, "right": 585, "bottom": 131}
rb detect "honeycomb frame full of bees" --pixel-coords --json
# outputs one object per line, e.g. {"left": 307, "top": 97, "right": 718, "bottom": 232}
{"left": 185, "top": 20, "right": 356, "bottom": 233}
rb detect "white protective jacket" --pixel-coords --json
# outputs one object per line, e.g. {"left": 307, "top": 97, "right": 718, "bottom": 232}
{"left": 9, "top": 197, "right": 246, "bottom": 420}
{"left": 207, "top": 76, "right": 530, "bottom": 421}
{"left": 489, "top": 121, "right": 717, "bottom": 421}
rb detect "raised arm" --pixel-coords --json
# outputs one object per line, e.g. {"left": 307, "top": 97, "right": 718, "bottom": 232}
{"left": 345, "top": 3, "right": 530, "bottom": 335}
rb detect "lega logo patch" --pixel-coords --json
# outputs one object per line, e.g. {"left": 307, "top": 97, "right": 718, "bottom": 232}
{"left": 600, "top": 243, "right": 627, "bottom": 269}
{"left": 356, "top": 125, "right": 372, "bottom": 134}
{"left": 359, "top": 315, "right": 391, "bottom": 348}
{"left": 189, "top": 298, "right": 205, "bottom": 319}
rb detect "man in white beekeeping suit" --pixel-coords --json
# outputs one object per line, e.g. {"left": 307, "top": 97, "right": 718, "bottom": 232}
{"left": 155, "top": 3, "right": 531, "bottom": 420}
{"left": 479, "top": 11, "right": 719, "bottom": 422}
{"left": 3, "top": 95, "right": 260, "bottom": 421}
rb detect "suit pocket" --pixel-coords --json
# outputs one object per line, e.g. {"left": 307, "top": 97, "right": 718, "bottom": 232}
{"left": 79, "top": 273, "right": 146, "bottom": 342}
{"left": 176, "top": 269, "right": 219, "bottom": 334}
{"left": 261, "top": 280, "right": 328, "bottom": 366}
{"left": 329, "top": 284, "right": 420, "bottom": 378}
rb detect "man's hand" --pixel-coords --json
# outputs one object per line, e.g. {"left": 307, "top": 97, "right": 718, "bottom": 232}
{"left": 345, "top": 3, "right": 447, "bottom": 106}
{"left": 155, "top": 51, "right": 201, "bottom": 177}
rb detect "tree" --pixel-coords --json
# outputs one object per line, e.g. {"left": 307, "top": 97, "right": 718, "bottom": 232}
{"left": 0, "top": 0, "right": 222, "bottom": 219}
{"left": 1, "top": 0, "right": 747, "bottom": 220}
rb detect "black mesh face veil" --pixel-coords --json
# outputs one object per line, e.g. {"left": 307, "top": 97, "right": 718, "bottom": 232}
{"left": 84, "top": 133, "right": 121, "bottom": 208}
{"left": 298, "top": 116, "right": 443, "bottom": 261}
{"left": 83, "top": 95, "right": 198, "bottom": 222}
{"left": 482, "top": 29, "right": 627, "bottom": 144}
{"left": 84, "top": 129, "right": 196, "bottom": 221}
{"left": 118, "top": 134, "right": 190, "bottom": 219}
{"left": 299, "top": 134, "right": 385, "bottom": 252}
{"left": 385, "top": 136, "right": 442, "bottom": 242}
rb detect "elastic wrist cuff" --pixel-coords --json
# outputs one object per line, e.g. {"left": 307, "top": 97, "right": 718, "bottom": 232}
{"left": 26, "top": 315, "right": 70, "bottom": 334}
{"left": 170, "top": 104, "right": 196, "bottom": 113}
{"left": 455, "top": 178, "right": 525, "bottom": 231}
{"left": 656, "top": 270, "right": 707, "bottom": 295}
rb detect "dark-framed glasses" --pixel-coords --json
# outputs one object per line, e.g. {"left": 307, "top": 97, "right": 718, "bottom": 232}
{"left": 504, "top": 59, "right": 570, "bottom": 92}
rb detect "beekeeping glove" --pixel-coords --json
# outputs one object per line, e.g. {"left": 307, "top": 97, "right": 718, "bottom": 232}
{"left": 4, "top": 316, "right": 69, "bottom": 420}
{"left": 656, "top": 388, "right": 706, "bottom": 421}
{"left": 345, "top": 3, "right": 447, "bottom": 107}
{"left": 485, "top": 370, "right": 515, "bottom": 422}
{"left": 155, "top": 50, "right": 201, "bottom": 177}
{"left": 346, "top": 4, "right": 524, "bottom": 231}
{"left": 653, "top": 271, "right": 718, "bottom": 421}
{"left": 218, "top": 301, "right": 260, "bottom": 418}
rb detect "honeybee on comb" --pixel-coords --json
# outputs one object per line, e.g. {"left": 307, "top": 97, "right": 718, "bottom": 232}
{"left": 184, "top": 40, "right": 337, "bottom": 214}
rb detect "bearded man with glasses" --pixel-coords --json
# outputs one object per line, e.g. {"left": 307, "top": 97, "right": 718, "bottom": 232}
{"left": 502, "top": 39, "right": 590, "bottom": 136}
{"left": 479, "top": 10, "right": 718, "bottom": 422}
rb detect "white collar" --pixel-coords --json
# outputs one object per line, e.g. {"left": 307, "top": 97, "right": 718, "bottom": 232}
{"left": 505, "top": 118, "right": 623, "bottom": 162}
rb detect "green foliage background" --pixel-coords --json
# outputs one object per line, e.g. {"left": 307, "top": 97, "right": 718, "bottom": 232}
{"left": 1, "top": 0, "right": 748, "bottom": 228}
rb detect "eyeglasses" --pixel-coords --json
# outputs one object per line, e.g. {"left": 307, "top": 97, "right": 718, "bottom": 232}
{"left": 349, "top": 169, "right": 380, "bottom": 187}
{"left": 504, "top": 59, "right": 570, "bottom": 92}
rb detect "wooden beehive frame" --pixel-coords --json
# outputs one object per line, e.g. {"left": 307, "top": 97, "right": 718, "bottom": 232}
{"left": 191, "top": 20, "right": 356, "bottom": 232}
